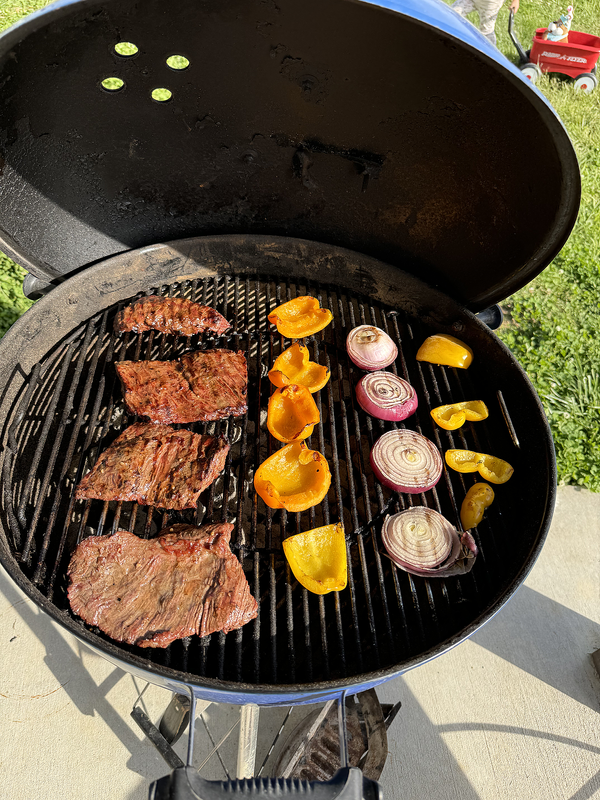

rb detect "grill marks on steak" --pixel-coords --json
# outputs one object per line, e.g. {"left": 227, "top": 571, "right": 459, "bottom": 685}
{"left": 116, "top": 349, "right": 248, "bottom": 424}
{"left": 114, "top": 296, "right": 230, "bottom": 337}
{"left": 75, "top": 423, "right": 230, "bottom": 510}
{"left": 67, "top": 524, "right": 258, "bottom": 648}
{"left": 181, "top": 350, "right": 248, "bottom": 417}
{"left": 115, "top": 361, "right": 198, "bottom": 425}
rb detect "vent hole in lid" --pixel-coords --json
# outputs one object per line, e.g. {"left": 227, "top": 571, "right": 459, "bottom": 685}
{"left": 101, "top": 77, "right": 125, "bottom": 92}
{"left": 114, "top": 41, "right": 138, "bottom": 56}
{"left": 151, "top": 88, "right": 173, "bottom": 102}
{"left": 166, "top": 55, "right": 190, "bottom": 70}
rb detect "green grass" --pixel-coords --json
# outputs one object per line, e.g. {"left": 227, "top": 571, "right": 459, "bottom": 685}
{"left": 0, "top": 254, "right": 33, "bottom": 332}
{"left": 0, "top": 0, "right": 52, "bottom": 31}
{"left": 479, "top": 0, "right": 600, "bottom": 490}
{"left": 1, "top": 0, "right": 599, "bottom": 489}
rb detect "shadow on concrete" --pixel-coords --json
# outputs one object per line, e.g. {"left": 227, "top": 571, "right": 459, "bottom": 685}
{"left": 0, "top": 566, "right": 170, "bottom": 785}
{"left": 3, "top": 565, "right": 600, "bottom": 799}
{"left": 437, "top": 723, "right": 600, "bottom": 800}
{"left": 472, "top": 584, "right": 600, "bottom": 712}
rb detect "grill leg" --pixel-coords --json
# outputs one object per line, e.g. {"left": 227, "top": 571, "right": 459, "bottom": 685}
{"left": 592, "top": 649, "right": 600, "bottom": 679}
{"left": 131, "top": 706, "right": 185, "bottom": 771}
{"left": 236, "top": 703, "right": 260, "bottom": 778}
{"left": 380, "top": 701, "right": 402, "bottom": 731}
{"left": 159, "top": 694, "right": 192, "bottom": 745}
{"left": 132, "top": 691, "right": 212, "bottom": 769}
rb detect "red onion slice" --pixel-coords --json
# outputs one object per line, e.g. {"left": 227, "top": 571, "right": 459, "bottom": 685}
{"left": 370, "top": 429, "right": 442, "bottom": 494}
{"left": 382, "top": 508, "right": 478, "bottom": 578}
{"left": 382, "top": 507, "right": 453, "bottom": 569}
{"left": 346, "top": 325, "right": 398, "bottom": 371}
{"left": 356, "top": 371, "right": 418, "bottom": 421}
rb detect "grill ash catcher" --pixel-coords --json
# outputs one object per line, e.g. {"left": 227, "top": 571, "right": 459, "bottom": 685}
{"left": 0, "top": 0, "right": 580, "bottom": 797}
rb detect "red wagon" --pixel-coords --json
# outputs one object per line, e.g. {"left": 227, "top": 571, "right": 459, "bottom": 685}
{"left": 509, "top": 10, "right": 600, "bottom": 92}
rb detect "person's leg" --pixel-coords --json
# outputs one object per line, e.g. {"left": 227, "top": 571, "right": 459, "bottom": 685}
{"left": 450, "top": 0, "right": 477, "bottom": 17}
{"left": 474, "top": 0, "right": 505, "bottom": 46}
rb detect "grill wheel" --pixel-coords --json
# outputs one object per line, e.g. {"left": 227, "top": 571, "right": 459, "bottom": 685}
{"left": 0, "top": 236, "right": 553, "bottom": 699}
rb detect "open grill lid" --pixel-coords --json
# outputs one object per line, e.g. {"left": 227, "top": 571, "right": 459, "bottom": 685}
{"left": 0, "top": 0, "right": 580, "bottom": 311}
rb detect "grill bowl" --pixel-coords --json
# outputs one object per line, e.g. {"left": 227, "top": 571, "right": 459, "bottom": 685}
{"left": 0, "top": 236, "right": 555, "bottom": 705}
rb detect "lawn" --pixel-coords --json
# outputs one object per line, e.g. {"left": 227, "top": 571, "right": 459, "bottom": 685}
{"left": 1, "top": 0, "right": 599, "bottom": 490}
{"left": 464, "top": 0, "right": 600, "bottom": 492}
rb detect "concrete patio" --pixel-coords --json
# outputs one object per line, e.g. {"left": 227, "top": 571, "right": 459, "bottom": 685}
{"left": 1, "top": 484, "right": 599, "bottom": 799}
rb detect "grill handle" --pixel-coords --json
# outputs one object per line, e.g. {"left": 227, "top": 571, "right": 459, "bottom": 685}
{"left": 148, "top": 766, "right": 383, "bottom": 800}
{"left": 22, "top": 272, "right": 57, "bottom": 300}
{"left": 475, "top": 304, "right": 504, "bottom": 330}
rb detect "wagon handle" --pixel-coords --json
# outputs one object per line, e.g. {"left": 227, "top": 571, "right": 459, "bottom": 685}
{"left": 508, "top": 9, "right": 529, "bottom": 65}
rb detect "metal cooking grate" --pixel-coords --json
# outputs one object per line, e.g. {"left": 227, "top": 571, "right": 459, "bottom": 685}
{"left": 3, "top": 275, "right": 513, "bottom": 686}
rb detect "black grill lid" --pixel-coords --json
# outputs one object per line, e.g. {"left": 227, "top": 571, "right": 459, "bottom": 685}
{"left": 0, "top": 0, "right": 580, "bottom": 311}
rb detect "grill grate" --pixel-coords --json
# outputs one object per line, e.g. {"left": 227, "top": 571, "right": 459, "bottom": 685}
{"left": 3, "top": 275, "right": 514, "bottom": 687}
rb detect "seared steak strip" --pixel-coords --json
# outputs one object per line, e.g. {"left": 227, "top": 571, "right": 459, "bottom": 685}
{"left": 181, "top": 349, "right": 249, "bottom": 417}
{"left": 114, "top": 295, "right": 230, "bottom": 336}
{"left": 75, "top": 422, "right": 230, "bottom": 510}
{"left": 67, "top": 524, "right": 258, "bottom": 648}
{"left": 116, "top": 349, "right": 248, "bottom": 424}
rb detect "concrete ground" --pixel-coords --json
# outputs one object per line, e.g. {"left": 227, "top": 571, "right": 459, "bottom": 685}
{"left": 1, "top": 485, "right": 599, "bottom": 799}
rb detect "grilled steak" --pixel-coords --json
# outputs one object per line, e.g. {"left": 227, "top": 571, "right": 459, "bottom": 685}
{"left": 116, "top": 349, "right": 248, "bottom": 424}
{"left": 75, "top": 422, "right": 230, "bottom": 510}
{"left": 67, "top": 523, "right": 258, "bottom": 648}
{"left": 180, "top": 349, "right": 248, "bottom": 415}
{"left": 114, "top": 295, "right": 230, "bottom": 336}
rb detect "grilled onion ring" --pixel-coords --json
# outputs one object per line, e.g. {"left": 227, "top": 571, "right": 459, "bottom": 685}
{"left": 370, "top": 429, "right": 442, "bottom": 494}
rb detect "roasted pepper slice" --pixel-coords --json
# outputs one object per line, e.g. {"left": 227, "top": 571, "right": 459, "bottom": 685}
{"left": 283, "top": 523, "right": 347, "bottom": 595}
{"left": 445, "top": 449, "right": 513, "bottom": 484}
{"left": 431, "top": 400, "right": 489, "bottom": 430}
{"left": 268, "top": 296, "right": 333, "bottom": 339}
{"left": 267, "top": 384, "right": 320, "bottom": 443}
{"left": 268, "top": 342, "right": 331, "bottom": 393}
{"left": 254, "top": 441, "right": 331, "bottom": 512}
{"left": 460, "top": 483, "right": 495, "bottom": 530}
{"left": 416, "top": 334, "right": 473, "bottom": 369}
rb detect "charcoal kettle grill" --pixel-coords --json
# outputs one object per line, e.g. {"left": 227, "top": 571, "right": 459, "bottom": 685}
{"left": 0, "top": 0, "right": 580, "bottom": 796}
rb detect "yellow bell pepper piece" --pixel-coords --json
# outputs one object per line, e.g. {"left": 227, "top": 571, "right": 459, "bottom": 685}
{"left": 268, "top": 296, "right": 333, "bottom": 339}
{"left": 268, "top": 342, "right": 330, "bottom": 393}
{"left": 254, "top": 442, "right": 331, "bottom": 512}
{"left": 283, "top": 523, "right": 347, "bottom": 595}
{"left": 267, "top": 384, "right": 320, "bottom": 443}
{"left": 431, "top": 400, "right": 489, "bottom": 431}
{"left": 416, "top": 334, "right": 473, "bottom": 368}
{"left": 445, "top": 449, "right": 513, "bottom": 484}
{"left": 460, "top": 483, "right": 495, "bottom": 530}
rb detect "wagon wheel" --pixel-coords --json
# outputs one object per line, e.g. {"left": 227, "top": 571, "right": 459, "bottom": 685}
{"left": 573, "top": 73, "right": 598, "bottom": 93}
{"left": 520, "top": 63, "right": 542, "bottom": 83}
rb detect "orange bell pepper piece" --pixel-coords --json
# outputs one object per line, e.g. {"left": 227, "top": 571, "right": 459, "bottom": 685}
{"left": 268, "top": 296, "right": 333, "bottom": 339}
{"left": 431, "top": 400, "right": 489, "bottom": 430}
{"left": 268, "top": 342, "right": 330, "bottom": 393}
{"left": 460, "top": 483, "right": 495, "bottom": 530}
{"left": 267, "top": 384, "right": 320, "bottom": 443}
{"left": 283, "top": 523, "right": 347, "bottom": 595}
{"left": 254, "top": 442, "right": 331, "bottom": 512}
{"left": 416, "top": 334, "right": 473, "bottom": 368}
{"left": 445, "top": 449, "right": 513, "bottom": 484}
